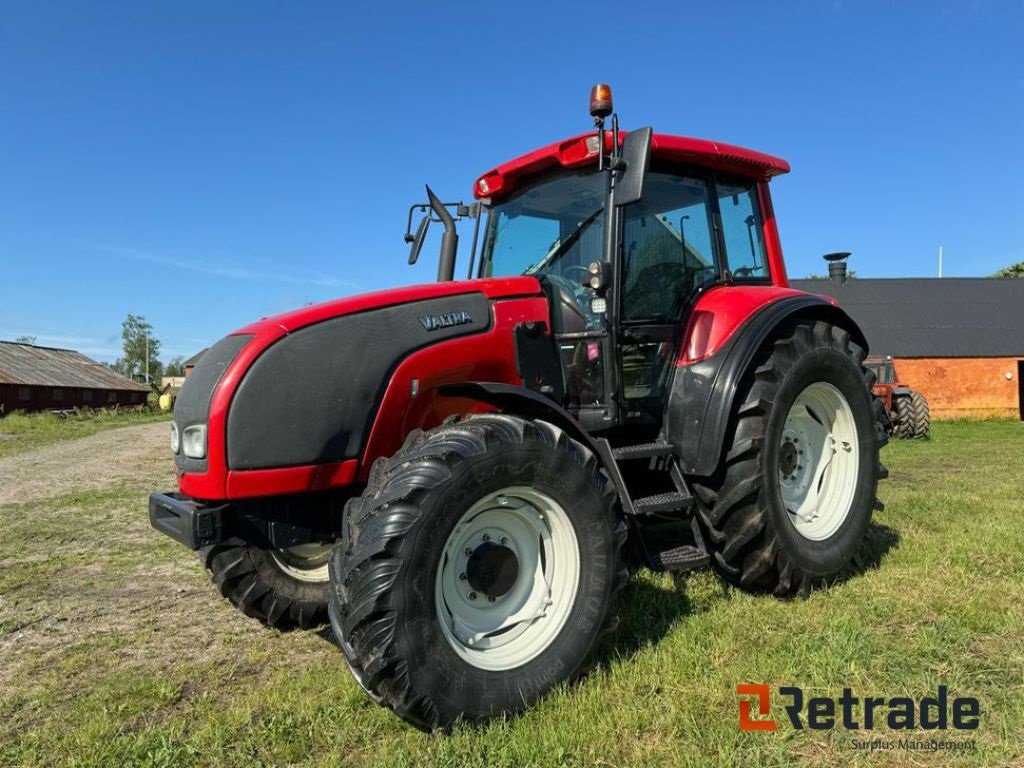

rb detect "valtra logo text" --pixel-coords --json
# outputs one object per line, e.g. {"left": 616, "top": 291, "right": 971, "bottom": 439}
{"left": 418, "top": 310, "right": 473, "bottom": 331}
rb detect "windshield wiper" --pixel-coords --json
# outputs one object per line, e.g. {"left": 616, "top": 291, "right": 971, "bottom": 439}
{"left": 526, "top": 207, "right": 603, "bottom": 275}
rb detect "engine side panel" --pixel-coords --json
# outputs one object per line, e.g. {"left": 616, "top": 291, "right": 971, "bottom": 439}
{"left": 226, "top": 293, "right": 492, "bottom": 471}
{"left": 359, "top": 296, "right": 551, "bottom": 478}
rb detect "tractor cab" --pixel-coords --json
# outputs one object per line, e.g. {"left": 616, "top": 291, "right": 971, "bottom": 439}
{"left": 407, "top": 85, "right": 789, "bottom": 436}
{"left": 476, "top": 154, "right": 774, "bottom": 432}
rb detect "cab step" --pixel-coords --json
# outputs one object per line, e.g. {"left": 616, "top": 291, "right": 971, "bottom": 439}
{"left": 632, "top": 518, "right": 711, "bottom": 573}
{"left": 612, "top": 441, "right": 675, "bottom": 461}
{"left": 594, "top": 438, "right": 694, "bottom": 518}
{"left": 645, "top": 544, "right": 710, "bottom": 572}
{"left": 634, "top": 490, "right": 692, "bottom": 515}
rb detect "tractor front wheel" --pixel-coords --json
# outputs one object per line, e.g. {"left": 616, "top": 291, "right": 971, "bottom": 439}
{"left": 328, "top": 414, "right": 625, "bottom": 730}
{"left": 692, "top": 321, "right": 885, "bottom": 596}
{"left": 199, "top": 541, "right": 332, "bottom": 629}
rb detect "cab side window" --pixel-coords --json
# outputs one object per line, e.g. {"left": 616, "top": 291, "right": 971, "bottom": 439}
{"left": 716, "top": 181, "right": 768, "bottom": 280}
{"left": 622, "top": 174, "right": 717, "bottom": 322}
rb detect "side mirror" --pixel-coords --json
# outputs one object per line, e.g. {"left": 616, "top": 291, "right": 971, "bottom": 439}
{"left": 407, "top": 214, "right": 431, "bottom": 265}
{"left": 615, "top": 126, "right": 652, "bottom": 207}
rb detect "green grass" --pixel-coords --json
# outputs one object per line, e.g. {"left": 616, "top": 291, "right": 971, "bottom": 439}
{"left": 2, "top": 421, "right": 1023, "bottom": 766}
{"left": 0, "top": 408, "right": 170, "bottom": 457}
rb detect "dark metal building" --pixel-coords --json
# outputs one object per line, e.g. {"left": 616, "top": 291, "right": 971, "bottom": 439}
{"left": 0, "top": 341, "right": 151, "bottom": 414}
{"left": 183, "top": 348, "right": 207, "bottom": 378}
{"left": 792, "top": 277, "right": 1024, "bottom": 419}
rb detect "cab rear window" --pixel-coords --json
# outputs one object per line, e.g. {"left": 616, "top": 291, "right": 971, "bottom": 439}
{"left": 716, "top": 182, "right": 768, "bottom": 280}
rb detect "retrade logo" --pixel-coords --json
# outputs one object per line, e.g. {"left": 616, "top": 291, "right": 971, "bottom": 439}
{"left": 736, "top": 684, "right": 980, "bottom": 732}
{"left": 737, "top": 684, "right": 778, "bottom": 731}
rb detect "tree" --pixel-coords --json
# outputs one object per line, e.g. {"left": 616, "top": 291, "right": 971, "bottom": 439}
{"left": 120, "top": 314, "right": 162, "bottom": 384}
{"left": 14, "top": 335, "right": 36, "bottom": 345}
{"left": 163, "top": 356, "right": 186, "bottom": 377}
{"left": 805, "top": 270, "right": 857, "bottom": 279}
{"left": 992, "top": 262, "right": 1024, "bottom": 278}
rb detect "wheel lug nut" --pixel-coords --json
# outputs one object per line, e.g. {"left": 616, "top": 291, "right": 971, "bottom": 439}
{"left": 468, "top": 592, "right": 477, "bottom": 600}
{"left": 482, "top": 533, "right": 491, "bottom": 542}
{"left": 459, "top": 572, "right": 467, "bottom": 581}
{"left": 488, "top": 596, "right": 496, "bottom": 603}
{"left": 501, "top": 537, "right": 508, "bottom": 545}
{"left": 464, "top": 548, "right": 473, "bottom": 557}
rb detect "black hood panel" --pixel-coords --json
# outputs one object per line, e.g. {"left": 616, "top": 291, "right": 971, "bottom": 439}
{"left": 226, "top": 293, "right": 491, "bottom": 471}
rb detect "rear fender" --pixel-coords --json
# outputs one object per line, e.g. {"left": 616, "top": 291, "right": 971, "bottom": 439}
{"left": 667, "top": 294, "right": 868, "bottom": 477}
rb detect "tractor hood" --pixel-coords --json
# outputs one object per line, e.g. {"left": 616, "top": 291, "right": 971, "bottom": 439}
{"left": 234, "top": 276, "right": 542, "bottom": 337}
{"left": 172, "top": 276, "right": 543, "bottom": 499}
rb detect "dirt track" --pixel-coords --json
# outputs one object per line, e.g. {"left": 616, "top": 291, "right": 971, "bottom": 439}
{"left": 0, "top": 421, "right": 334, "bottom": 705}
{"left": 0, "top": 422, "right": 172, "bottom": 506}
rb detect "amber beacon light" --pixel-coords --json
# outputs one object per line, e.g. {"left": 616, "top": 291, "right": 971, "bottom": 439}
{"left": 589, "top": 83, "right": 613, "bottom": 118}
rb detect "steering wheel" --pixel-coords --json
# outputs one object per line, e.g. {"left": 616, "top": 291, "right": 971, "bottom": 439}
{"left": 544, "top": 272, "right": 596, "bottom": 320}
{"left": 546, "top": 272, "right": 587, "bottom": 298}
{"left": 561, "top": 265, "right": 592, "bottom": 284}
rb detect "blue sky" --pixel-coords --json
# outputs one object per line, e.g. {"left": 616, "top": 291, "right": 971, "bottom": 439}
{"left": 1, "top": 1, "right": 1021, "bottom": 362}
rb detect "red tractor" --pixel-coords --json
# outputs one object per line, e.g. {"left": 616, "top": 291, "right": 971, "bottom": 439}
{"left": 865, "top": 355, "right": 930, "bottom": 439}
{"left": 150, "top": 86, "right": 886, "bottom": 730}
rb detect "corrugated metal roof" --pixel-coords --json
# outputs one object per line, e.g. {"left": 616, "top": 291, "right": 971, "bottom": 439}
{"left": 183, "top": 348, "right": 207, "bottom": 367}
{"left": 0, "top": 342, "right": 150, "bottom": 391}
{"left": 791, "top": 277, "right": 1024, "bottom": 358}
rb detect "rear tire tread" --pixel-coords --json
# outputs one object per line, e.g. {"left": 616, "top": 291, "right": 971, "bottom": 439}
{"left": 691, "top": 321, "right": 885, "bottom": 597}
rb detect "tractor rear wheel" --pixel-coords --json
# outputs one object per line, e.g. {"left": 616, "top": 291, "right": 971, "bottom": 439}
{"left": 328, "top": 414, "right": 626, "bottom": 730}
{"left": 199, "top": 541, "right": 332, "bottom": 629}
{"left": 893, "top": 395, "right": 915, "bottom": 439}
{"left": 909, "top": 390, "right": 931, "bottom": 438}
{"left": 692, "top": 321, "right": 885, "bottom": 596}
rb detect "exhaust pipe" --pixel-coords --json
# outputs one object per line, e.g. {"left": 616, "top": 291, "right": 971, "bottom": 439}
{"left": 823, "top": 252, "right": 851, "bottom": 286}
{"left": 426, "top": 186, "right": 458, "bottom": 282}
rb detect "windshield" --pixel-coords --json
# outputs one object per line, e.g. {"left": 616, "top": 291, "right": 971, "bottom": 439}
{"left": 479, "top": 171, "right": 606, "bottom": 279}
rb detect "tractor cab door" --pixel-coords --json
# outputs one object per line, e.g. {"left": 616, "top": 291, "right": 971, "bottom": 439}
{"left": 615, "top": 172, "right": 720, "bottom": 427}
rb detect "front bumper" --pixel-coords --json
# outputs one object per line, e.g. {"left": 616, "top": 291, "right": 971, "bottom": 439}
{"left": 149, "top": 492, "right": 227, "bottom": 550}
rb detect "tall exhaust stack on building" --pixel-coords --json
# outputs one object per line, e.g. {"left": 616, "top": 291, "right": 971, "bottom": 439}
{"left": 824, "top": 252, "right": 851, "bottom": 286}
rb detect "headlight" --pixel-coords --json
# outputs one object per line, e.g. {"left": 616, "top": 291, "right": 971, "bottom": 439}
{"left": 182, "top": 425, "right": 207, "bottom": 459}
{"left": 170, "top": 422, "right": 180, "bottom": 454}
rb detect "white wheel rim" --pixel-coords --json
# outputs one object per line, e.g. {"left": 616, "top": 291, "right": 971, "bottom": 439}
{"left": 435, "top": 486, "right": 580, "bottom": 671}
{"left": 779, "top": 382, "right": 860, "bottom": 541}
{"left": 270, "top": 542, "right": 332, "bottom": 583}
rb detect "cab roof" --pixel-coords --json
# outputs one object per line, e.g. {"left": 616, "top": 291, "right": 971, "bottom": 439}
{"left": 474, "top": 131, "right": 790, "bottom": 201}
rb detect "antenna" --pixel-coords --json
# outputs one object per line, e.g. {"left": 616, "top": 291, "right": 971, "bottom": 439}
{"left": 938, "top": 245, "right": 943, "bottom": 278}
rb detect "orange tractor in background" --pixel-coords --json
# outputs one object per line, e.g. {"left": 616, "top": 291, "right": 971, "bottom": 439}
{"left": 865, "top": 355, "right": 930, "bottom": 439}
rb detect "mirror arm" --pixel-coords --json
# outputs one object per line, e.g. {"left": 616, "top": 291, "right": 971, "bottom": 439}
{"left": 466, "top": 203, "right": 483, "bottom": 279}
{"left": 404, "top": 204, "right": 429, "bottom": 243}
